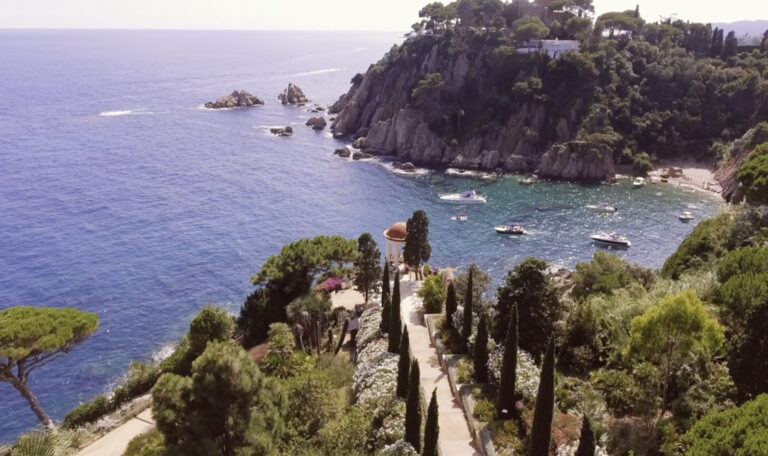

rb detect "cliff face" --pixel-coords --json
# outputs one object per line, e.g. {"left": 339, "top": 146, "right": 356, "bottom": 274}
{"left": 331, "top": 34, "right": 611, "bottom": 181}
{"left": 715, "top": 125, "right": 768, "bottom": 203}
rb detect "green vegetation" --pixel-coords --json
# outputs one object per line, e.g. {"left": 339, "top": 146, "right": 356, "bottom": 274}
{"left": 738, "top": 143, "right": 768, "bottom": 204}
{"left": 418, "top": 274, "right": 446, "bottom": 314}
{"left": 405, "top": 359, "right": 422, "bottom": 452}
{"left": 496, "top": 258, "right": 560, "bottom": 360}
{"left": 684, "top": 394, "right": 768, "bottom": 456}
{"left": 389, "top": 271, "right": 403, "bottom": 353}
{"left": 529, "top": 338, "right": 555, "bottom": 456}
{"left": 0, "top": 307, "right": 99, "bottom": 429}
{"left": 444, "top": 281, "right": 457, "bottom": 329}
{"left": 473, "top": 314, "right": 489, "bottom": 383}
{"left": 403, "top": 210, "right": 431, "bottom": 279}
{"left": 575, "top": 417, "right": 596, "bottom": 456}
{"left": 397, "top": 327, "right": 411, "bottom": 399}
{"left": 422, "top": 389, "right": 439, "bottom": 456}
{"left": 354, "top": 233, "right": 382, "bottom": 303}
{"left": 497, "top": 303, "right": 518, "bottom": 420}
{"left": 381, "top": 261, "right": 392, "bottom": 333}
{"left": 462, "top": 267, "right": 474, "bottom": 341}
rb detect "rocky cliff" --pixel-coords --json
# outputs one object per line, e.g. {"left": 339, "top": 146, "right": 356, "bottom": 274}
{"left": 715, "top": 124, "right": 768, "bottom": 203}
{"left": 330, "top": 33, "right": 612, "bottom": 181}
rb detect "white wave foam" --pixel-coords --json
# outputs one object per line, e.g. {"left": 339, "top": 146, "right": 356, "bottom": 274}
{"left": 151, "top": 342, "right": 177, "bottom": 364}
{"left": 446, "top": 168, "right": 498, "bottom": 180}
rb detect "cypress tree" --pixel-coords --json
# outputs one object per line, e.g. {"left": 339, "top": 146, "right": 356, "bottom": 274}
{"left": 422, "top": 388, "right": 439, "bottom": 456}
{"left": 575, "top": 416, "right": 596, "bottom": 456}
{"left": 529, "top": 337, "right": 556, "bottom": 456}
{"left": 388, "top": 271, "right": 402, "bottom": 353}
{"left": 380, "top": 294, "right": 391, "bottom": 334}
{"left": 473, "top": 314, "right": 489, "bottom": 383}
{"left": 381, "top": 261, "right": 391, "bottom": 333}
{"left": 445, "top": 281, "right": 457, "bottom": 329}
{"left": 405, "top": 359, "right": 422, "bottom": 452}
{"left": 462, "top": 268, "right": 474, "bottom": 341}
{"left": 497, "top": 303, "right": 518, "bottom": 419}
{"left": 397, "top": 326, "right": 411, "bottom": 398}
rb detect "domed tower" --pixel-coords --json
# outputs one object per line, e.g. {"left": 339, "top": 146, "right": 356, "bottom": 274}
{"left": 383, "top": 222, "right": 408, "bottom": 271}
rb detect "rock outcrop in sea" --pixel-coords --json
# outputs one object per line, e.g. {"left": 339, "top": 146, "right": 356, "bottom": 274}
{"left": 278, "top": 83, "right": 310, "bottom": 105}
{"left": 270, "top": 126, "right": 294, "bottom": 137}
{"left": 305, "top": 117, "right": 327, "bottom": 130}
{"left": 329, "top": 34, "right": 611, "bottom": 181}
{"left": 205, "top": 90, "right": 264, "bottom": 109}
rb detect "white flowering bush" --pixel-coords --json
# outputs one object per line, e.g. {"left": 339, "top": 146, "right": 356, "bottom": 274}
{"left": 556, "top": 435, "right": 609, "bottom": 456}
{"left": 488, "top": 346, "right": 540, "bottom": 400}
{"left": 354, "top": 340, "right": 399, "bottom": 412}
{"left": 374, "top": 399, "right": 406, "bottom": 445}
{"left": 378, "top": 440, "right": 418, "bottom": 456}
{"left": 357, "top": 307, "right": 384, "bottom": 351}
{"left": 451, "top": 305, "right": 478, "bottom": 339}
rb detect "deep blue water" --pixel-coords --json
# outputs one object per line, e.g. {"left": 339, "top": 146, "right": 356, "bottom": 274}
{"left": 0, "top": 30, "right": 721, "bottom": 442}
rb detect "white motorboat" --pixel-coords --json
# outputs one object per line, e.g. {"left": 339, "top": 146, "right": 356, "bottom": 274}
{"left": 494, "top": 222, "right": 526, "bottom": 235}
{"left": 520, "top": 175, "right": 539, "bottom": 185}
{"left": 438, "top": 190, "right": 487, "bottom": 204}
{"left": 586, "top": 203, "right": 617, "bottom": 213}
{"left": 633, "top": 177, "right": 646, "bottom": 187}
{"left": 590, "top": 232, "right": 631, "bottom": 247}
{"left": 679, "top": 211, "right": 695, "bottom": 222}
{"left": 451, "top": 214, "right": 469, "bottom": 222}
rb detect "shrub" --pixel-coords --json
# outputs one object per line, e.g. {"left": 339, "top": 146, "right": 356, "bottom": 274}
{"left": 683, "top": 394, "right": 768, "bottom": 456}
{"left": 571, "top": 252, "right": 649, "bottom": 301}
{"left": 632, "top": 152, "right": 654, "bottom": 176}
{"left": 317, "top": 405, "right": 373, "bottom": 454}
{"left": 188, "top": 306, "right": 235, "bottom": 357}
{"left": 62, "top": 395, "right": 112, "bottom": 429}
{"left": 418, "top": 274, "right": 446, "bottom": 314}
{"left": 456, "top": 358, "right": 475, "bottom": 384}
{"left": 662, "top": 212, "right": 736, "bottom": 279}
{"left": 473, "top": 398, "right": 497, "bottom": 423}
{"left": 123, "top": 430, "right": 165, "bottom": 456}
{"left": 716, "top": 246, "right": 768, "bottom": 283}
{"left": 113, "top": 362, "right": 161, "bottom": 406}
{"left": 488, "top": 420, "right": 524, "bottom": 456}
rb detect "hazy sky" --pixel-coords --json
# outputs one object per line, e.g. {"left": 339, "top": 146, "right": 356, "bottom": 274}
{"left": 0, "top": 0, "right": 766, "bottom": 31}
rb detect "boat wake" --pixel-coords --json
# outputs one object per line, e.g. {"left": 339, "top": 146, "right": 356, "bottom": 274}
{"left": 288, "top": 68, "right": 344, "bottom": 78}
{"left": 99, "top": 109, "right": 152, "bottom": 117}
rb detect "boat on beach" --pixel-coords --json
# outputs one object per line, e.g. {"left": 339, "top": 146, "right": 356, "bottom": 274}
{"left": 586, "top": 203, "right": 617, "bottom": 213}
{"left": 438, "top": 190, "right": 487, "bottom": 204}
{"left": 591, "top": 232, "right": 631, "bottom": 247}
{"left": 494, "top": 221, "right": 526, "bottom": 235}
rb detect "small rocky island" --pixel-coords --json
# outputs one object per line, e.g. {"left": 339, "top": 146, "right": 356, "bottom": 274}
{"left": 204, "top": 90, "right": 264, "bottom": 109}
{"left": 305, "top": 117, "right": 327, "bottom": 130}
{"left": 270, "top": 126, "right": 293, "bottom": 137}
{"left": 278, "top": 83, "right": 310, "bottom": 106}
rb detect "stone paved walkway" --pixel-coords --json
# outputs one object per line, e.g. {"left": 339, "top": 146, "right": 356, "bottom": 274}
{"left": 75, "top": 409, "right": 155, "bottom": 456}
{"left": 400, "top": 275, "right": 482, "bottom": 455}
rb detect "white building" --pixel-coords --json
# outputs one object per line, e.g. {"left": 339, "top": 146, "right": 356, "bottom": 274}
{"left": 383, "top": 222, "right": 407, "bottom": 271}
{"left": 516, "top": 39, "right": 580, "bottom": 59}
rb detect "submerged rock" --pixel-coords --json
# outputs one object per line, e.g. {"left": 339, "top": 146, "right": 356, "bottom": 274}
{"left": 305, "top": 117, "right": 327, "bottom": 131}
{"left": 334, "top": 147, "right": 351, "bottom": 158}
{"left": 270, "top": 126, "right": 294, "bottom": 137}
{"left": 393, "top": 161, "right": 416, "bottom": 172}
{"left": 205, "top": 90, "right": 264, "bottom": 109}
{"left": 278, "top": 83, "right": 310, "bottom": 105}
{"left": 352, "top": 151, "right": 372, "bottom": 160}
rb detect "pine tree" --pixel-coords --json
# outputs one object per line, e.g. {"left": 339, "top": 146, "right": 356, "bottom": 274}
{"left": 397, "top": 326, "right": 411, "bottom": 398}
{"left": 497, "top": 303, "right": 518, "bottom": 419}
{"left": 422, "top": 388, "right": 439, "bottom": 456}
{"left": 405, "top": 359, "right": 422, "bottom": 452}
{"left": 529, "top": 337, "right": 556, "bottom": 456}
{"left": 474, "top": 314, "right": 489, "bottom": 383}
{"left": 445, "top": 281, "right": 457, "bottom": 329}
{"left": 575, "top": 416, "right": 596, "bottom": 456}
{"left": 388, "top": 271, "right": 402, "bottom": 353}
{"left": 462, "top": 268, "right": 474, "bottom": 341}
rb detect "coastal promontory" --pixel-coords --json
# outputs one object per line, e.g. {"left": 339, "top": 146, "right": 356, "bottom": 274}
{"left": 330, "top": 3, "right": 768, "bottom": 182}
{"left": 204, "top": 90, "right": 264, "bottom": 109}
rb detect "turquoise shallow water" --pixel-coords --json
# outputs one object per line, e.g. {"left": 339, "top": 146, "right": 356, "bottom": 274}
{"left": 0, "top": 30, "right": 721, "bottom": 441}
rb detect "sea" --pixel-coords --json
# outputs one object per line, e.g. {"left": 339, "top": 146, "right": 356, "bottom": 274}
{"left": 0, "top": 30, "right": 722, "bottom": 442}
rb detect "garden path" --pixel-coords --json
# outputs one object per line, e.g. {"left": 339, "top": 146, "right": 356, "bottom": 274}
{"left": 75, "top": 409, "right": 155, "bottom": 456}
{"left": 399, "top": 275, "right": 482, "bottom": 455}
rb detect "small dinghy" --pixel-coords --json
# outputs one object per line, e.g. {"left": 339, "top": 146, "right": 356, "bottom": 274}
{"left": 679, "top": 211, "right": 694, "bottom": 222}
{"left": 451, "top": 213, "right": 469, "bottom": 222}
